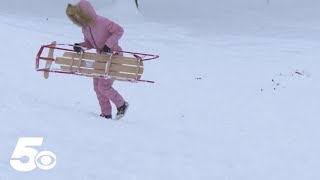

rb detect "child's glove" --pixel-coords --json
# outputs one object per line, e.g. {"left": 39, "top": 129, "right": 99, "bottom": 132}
{"left": 103, "top": 45, "right": 111, "bottom": 53}
{"left": 73, "top": 43, "right": 83, "bottom": 53}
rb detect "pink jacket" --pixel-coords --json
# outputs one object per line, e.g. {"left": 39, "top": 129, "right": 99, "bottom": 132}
{"left": 77, "top": 0, "right": 124, "bottom": 52}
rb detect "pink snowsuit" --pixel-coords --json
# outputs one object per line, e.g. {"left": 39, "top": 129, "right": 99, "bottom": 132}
{"left": 77, "top": 0, "right": 125, "bottom": 115}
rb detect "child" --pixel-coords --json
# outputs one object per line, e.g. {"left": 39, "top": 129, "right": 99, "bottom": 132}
{"left": 66, "top": 0, "right": 129, "bottom": 120}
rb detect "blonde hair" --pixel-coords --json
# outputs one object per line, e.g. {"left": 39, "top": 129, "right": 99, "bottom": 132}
{"left": 66, "top": 4, "right": 94, "bottom": 27}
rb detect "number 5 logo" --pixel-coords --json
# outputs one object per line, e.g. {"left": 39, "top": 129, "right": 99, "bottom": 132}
{"left": 10, "top": 137, "right": 57, "bottom": 172}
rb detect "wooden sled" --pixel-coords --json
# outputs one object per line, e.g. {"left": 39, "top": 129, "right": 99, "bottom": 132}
{"left": 36, "top": 42, "right": 159, "bottom": 83}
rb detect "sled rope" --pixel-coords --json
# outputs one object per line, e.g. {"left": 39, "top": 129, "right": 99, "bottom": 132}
{"left": 105, "top": 53, "right": 113, "bottom": 77}
{"left": 77, "top": 53, "right": 83, "bottom": 73}
{"left": 69, "top": 54, "right": 75, "bottom": 71}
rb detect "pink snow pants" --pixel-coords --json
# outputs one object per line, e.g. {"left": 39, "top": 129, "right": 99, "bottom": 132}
{"left": 93, "top": 78, "right": 124, "bottom": 116}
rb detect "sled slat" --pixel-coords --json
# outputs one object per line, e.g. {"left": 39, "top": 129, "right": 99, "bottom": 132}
{"left": 63, "top": 52, "right": 142, "bottom": 66}
{"left": 110, "top": 64, "right": 143, "bottom": 74}
{"left": 110, "top": 56, "right": 143, "bottom": 66}
{"left": 109, "top": 71, "right": 141, "bottom": 80}
{"left": 61, "top": 66, "right": 141, "bottom": 79}
{"left": 56, "top": 58, "right": 143, "bottom": 74}
{"left": 56, "top": 57, "right": 106, "bottom": 70}
{"left": 63, "top": 52, "right": 108, "bottom": 62}
{"left": 60, "top": 65, "right": 105, "bottom": 75}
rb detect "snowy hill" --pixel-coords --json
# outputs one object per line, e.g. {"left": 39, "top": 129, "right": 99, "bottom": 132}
{"left": 1, "top": 0, "right": 320, "bottom": 179}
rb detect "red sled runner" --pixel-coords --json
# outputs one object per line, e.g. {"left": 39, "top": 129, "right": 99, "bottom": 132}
{"left": 36, "top": 41, "right": 159, "bottom": 83}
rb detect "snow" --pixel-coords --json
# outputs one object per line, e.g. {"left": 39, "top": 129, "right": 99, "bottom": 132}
{"left": 1, "top": 0, "right": 320, "bottom": 179}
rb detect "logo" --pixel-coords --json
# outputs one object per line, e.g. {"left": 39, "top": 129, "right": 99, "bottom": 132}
{"left": 10, "top": 137, "right": 57, "bottom": 172}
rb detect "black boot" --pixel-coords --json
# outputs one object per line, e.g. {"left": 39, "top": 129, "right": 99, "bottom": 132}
{"left": 115, "top": 101, "right": 129, "bottom": 120}
{"left": 100, "top": 114, "right": 112, "bottom": 119}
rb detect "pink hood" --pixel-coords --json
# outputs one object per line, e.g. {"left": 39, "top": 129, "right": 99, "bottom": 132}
{"left": 76, "top": 0, "right": 124, "bottom": 52}
{"left": 77, "top": 0, "right": 97, "bottom": 20}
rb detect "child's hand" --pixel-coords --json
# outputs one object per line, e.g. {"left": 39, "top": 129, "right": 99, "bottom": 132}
{"left": 73, "top": 43, "right": 83, "bottom": 53}
{"left": 96, "top": 45, "right": 111, "bottom": 54}
{"left": 103, "top": 45, "right": 111, "bottom": 53}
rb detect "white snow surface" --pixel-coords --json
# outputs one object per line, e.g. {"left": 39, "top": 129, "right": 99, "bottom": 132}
{"left": 1, "top": 0, "right": 320, "bottom": 179}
